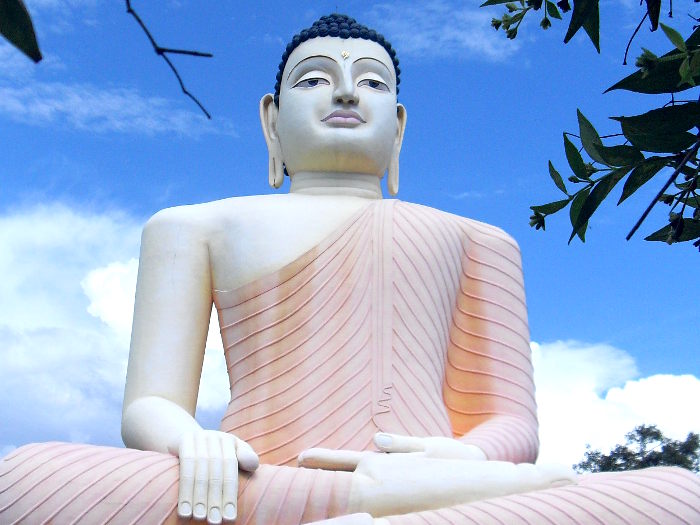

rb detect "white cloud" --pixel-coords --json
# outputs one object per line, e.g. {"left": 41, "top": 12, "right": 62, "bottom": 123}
{"left": 533, "top": 340, "right": 700, "bottom": 466}
{"left": 23, "top": 0, "right": 100, "bottom": 35}
{"left": 449, "top": 190, "right": 484, "bottom": 200}
{"left": 0, "top": 42, "right": 38, "bottom": 80}
{"left": 82, "top": 259, "right": 139, "bottom": 337}
{"left": 1, "top": 38, "right": 234, "bottom": 138}
{"left": 369, "top": 1, "right": 520, "bottom": 61}
{"left": 0, "top": 204, "right": 141, "bottom": 450}
{"left": 198, "top": 312, "right": 231, "bottom": 412}
{"left": 0, "top": 204, "right": 140, "bottom": 331}
{"left": 0, "top": 82, "right": 236, "bottom": 136}
{"left": 25, "top": 0, "right": 97, "bottom": 10}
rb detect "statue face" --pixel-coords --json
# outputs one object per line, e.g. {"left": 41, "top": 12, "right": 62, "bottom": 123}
{"left": 274, "top": 37, "right": 402, "bottom": 177}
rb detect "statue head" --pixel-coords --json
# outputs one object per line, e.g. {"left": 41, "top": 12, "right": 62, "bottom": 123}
{"left": 260, "top": 14, "right": 407, "bottom": 195}
{"left": 272, "top": 14, "right": 401, "bottom": 107}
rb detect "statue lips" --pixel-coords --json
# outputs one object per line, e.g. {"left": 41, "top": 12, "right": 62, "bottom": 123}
{"left": 321, "top": 110, "right": 366, "bottom": 127}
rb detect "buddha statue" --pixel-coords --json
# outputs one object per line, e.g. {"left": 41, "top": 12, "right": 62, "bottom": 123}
{"left": 1, "top": 13, "right": 698, "bottom": 525}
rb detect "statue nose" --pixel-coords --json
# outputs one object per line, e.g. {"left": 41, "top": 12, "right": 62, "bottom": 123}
{"left": 334, "top": 77, "right": 358, "bottom": 105}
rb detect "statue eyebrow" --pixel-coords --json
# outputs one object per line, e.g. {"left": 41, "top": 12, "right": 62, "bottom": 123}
{"left": 286, "top": 55, "right": 336, "bottom": 82}
{"left": 352, "top": 56, "right": 392, "bottom": 77}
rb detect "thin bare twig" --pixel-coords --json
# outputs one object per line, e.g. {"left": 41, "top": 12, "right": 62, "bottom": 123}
{"left": 157, "top": 47, "right": 212, "bottom": 57}
{"left": 623, "top": 11, "right": 648, "bottom": 65}
{"left": 626, "top": 140, "right": 700, "bottom": 240}
{"left": 125, "top": 0, "right": 213, "bottom": 119}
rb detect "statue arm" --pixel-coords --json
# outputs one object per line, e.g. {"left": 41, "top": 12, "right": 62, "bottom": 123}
{"left": 444, "top": 224, "right": 538, "bottom": 463}
{"left": 121, "top": 206, "right": 213, "bottom": 451}
{"left": 120, "top": 207, "right": 258, "bottom": 523}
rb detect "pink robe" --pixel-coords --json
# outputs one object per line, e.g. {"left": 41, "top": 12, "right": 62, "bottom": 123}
{"left": 1, "top": 200, "right": 698, "bottom": 524}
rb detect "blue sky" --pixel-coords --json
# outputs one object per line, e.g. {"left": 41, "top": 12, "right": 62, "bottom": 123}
{"left": 1, "top": 0, "right": 698, "bottom": 465}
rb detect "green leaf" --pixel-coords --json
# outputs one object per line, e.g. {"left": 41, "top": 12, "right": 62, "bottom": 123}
{"left": 645, "top": 219, "right": 700, "bottom": 242}
{"left": 581, "top": 0, "right": 600, "bottom": 53}
{"left": 608, "top": 53, "right": 698, "bottom": 94}
{"left": 595, "top": 144, "right": 644, "bottom": 167}
{"left": 684, "top": 197, "right": 700, "bottom": 209}
{"left": 688, "top": 25, "right": 700, "bottom": 47}
{"left": 676, "top": 179, "right": 697, "bottom": 191}
{"left": 661, "top": 193, "right": 700, "bottom": 209}
{"left": 679, "top": 164, "right": 697, "bottom": 179}
{"left": 607, "top": 27, "right": 700, "bottom": 94}
{"left": 679, "top": 57, "right": 694, "bottom": 86}
{"left": 618, "top": 156, "right": 669, "bottom": 204}
{"left": 570, "top": 169, "right": 628, "bottom": 241}
{"left": 577, "top": 110, "right": 606, "bottom": 164}
{"left": 564, "top": 0, "right": 599, "bottom": 52}
{"left": 577, "top": 110, "right": 643, "bottom": 166}
{"left": 531, "top": 198, "right": 571, "bottom": 215}
{"left": 546, "top": 1, "right": 562, "bottom": 19}
{"left": 611, "top": 104, "right": 700, "bottom": 153}
{"left": 480, "top": 0, "right": 513, "bottom": 5}
{"left": 0, "top": 0, "right": 42, "bottom": 62}
{"left": 612, "top": 103, "right": 700, "bottom": 134}
{"left": 564, "top": 134, "right": 587, "bottom": 179}
{"left": 644, "top": 0, "right": 661, "bottom": 31}
{"left": 660, "top": 23, "right": 686, "bottom": 53}
{"left": 549, "top": 161, "right": 568, "bottom": 194}
{"left": 688, "top": 51, "right": 700, "bottom": 80}
{"left": 569, "top": 187, "right": 590, "bottom": 243}
{"left": 620, "top": 125, "right": 696, "bottom": 153}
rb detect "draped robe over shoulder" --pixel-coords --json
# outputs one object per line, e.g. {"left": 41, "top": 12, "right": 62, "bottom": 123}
{"left": 214, "top": 199, "right": 538, "bottom": 466}
{"left": 1, "top": 200, "right": 698, "bottom": 524}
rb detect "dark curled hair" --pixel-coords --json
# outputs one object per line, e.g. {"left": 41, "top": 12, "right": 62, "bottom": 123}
{"left": 274, "top": 13, "right": 400, "bottom": 105}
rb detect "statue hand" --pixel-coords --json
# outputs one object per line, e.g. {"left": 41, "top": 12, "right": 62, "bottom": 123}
{"left": 299, "top": 450, "right": 576, "bottom": 516}
{"left": 346, "top": 454, "right": 576, "bottom": 516}
{"left": 296, "top": 434, "right": 485, "bottom": 472}
{"left": 373, "top": 433, "right": 487, "bottom": 461}
{"left": 298, "top": 448, "right": 366, "bottom": 471}
{"left": 176, "top": 429, "right": 259, "bottom": 524}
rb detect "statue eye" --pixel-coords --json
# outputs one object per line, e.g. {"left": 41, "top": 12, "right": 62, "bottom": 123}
{"left": 293, "top": 77, "right": 330, "bottom": 88}
{"left": 358, "top": 79, "right": 389, "bottom": 92}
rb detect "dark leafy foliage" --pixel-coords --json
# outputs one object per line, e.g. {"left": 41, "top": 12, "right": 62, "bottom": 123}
{"left": 574, "top": 425, "right": 700, "bottom": 473}
{"left": 0, "top": 0, "right": 41, "bottom": 62}
{"left": 483, "top": 0, "right": 700, "bottom": 250}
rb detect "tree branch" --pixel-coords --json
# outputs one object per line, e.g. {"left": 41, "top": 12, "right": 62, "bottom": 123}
{"left": 626, "top": 139, "right": 700, "bottom": 240}
{"left": 125, "top": 0, "right": 213, "bottom": 119}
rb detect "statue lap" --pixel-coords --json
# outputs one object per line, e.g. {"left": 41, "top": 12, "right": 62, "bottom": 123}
{"left": 2, "top": 442, "right": 698, "bottom": 524}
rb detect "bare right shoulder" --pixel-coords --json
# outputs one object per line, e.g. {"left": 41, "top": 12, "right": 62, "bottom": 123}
{"left": 142, "top": 194, "right": 287, "bottom": 241}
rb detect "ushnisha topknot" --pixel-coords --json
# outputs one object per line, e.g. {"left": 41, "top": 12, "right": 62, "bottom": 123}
{"left": 274, "top": 13, "right": 401, "bottom": 105}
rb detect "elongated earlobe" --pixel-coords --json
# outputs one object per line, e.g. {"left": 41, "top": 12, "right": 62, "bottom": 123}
{"left": 388, "top": 104, "right": 407, "bottom": 196}
{"left": 388, "top": 150, "right": 399, "bottom": 196}
{"left": 269, "top": 155, "right": 284, "bottom": 189}
{"left": 260, "top": 94, "right": 284, "bottom": 189}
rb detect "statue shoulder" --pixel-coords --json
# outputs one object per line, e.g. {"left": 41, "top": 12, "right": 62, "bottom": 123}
{"left": 142, "top": 195, "right": 283, "bottom": 239}
{"left": 459, "top": 217, "right": 521, "bottom": 255}
{"left": 398, "top": 201, "right": 521, "bottom": 257}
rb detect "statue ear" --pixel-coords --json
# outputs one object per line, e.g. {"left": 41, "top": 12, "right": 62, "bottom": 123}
{"left": 260, "top": 94, "right": 284, "bottom": 189}
{"left": 388, "top": 104, "right": 407, "bottom": 196}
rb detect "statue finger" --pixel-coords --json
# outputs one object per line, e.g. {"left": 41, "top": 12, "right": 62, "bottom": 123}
{"left": 207, "top": 433, "right": 224, "bottom": 524}
{"left": 298, "top": 448, "right": 364, "bottom": 471}
{"left": 235, "top": 437, "right": 259, "bottom": 472}
{"left": 192, "top": 432, "right": 210, "bottom": 520}
{"left": 373, "top": 432, "right": 425, "bottom": 453}
{"left": 221, "top": 436, "right": 238, "bottom": 522}
{"left": 178, "top": 431, "right": 196, "bottom": 518}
